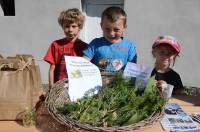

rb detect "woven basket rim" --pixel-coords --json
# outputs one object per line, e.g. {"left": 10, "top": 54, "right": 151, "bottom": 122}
{"left": 45, "top": 73, "right": 165, "bottom": 132}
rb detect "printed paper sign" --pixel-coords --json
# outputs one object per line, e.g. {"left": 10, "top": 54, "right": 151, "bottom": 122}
{"left": 161, "top": 103, "right": 199, "bottom": 132}
{"left": 123, "top": 62, "right": 153, "bottom": 90}
{"left": 65, "top": 56, "right": 102, "bottom": 101}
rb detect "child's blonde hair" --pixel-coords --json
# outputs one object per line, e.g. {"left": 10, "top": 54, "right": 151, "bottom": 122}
{"left": 101, "top": 6, "right": 127, "bottom": 27}
{"left": 58, "top": 8, "right": 85, "bottom": 29}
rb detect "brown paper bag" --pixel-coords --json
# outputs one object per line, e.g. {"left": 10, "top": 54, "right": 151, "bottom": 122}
{"left": 0, "top": 55, "right": 43, "bottom": 120}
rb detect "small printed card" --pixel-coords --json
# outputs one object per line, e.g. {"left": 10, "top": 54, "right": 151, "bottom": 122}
{"left": 65, "top": 56, "right": 102, "bottom": 101}
{"left": 123, "top": 62, "right": 153, "bottom": 90}
{"left": 160, "top": 103, "right": 199, "bottom": 132}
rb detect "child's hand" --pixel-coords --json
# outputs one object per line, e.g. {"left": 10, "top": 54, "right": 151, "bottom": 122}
{"left": 155, "top": 80, "right": 167, "bottom": 92}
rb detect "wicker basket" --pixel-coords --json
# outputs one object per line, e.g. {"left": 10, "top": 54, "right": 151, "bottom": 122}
{"left": 45, "top": 72, "right": 164, "bottom": 132}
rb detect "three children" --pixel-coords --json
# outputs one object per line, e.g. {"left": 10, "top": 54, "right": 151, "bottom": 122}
{"left": 44, "top": 7, "right": 183, "bottom": 96}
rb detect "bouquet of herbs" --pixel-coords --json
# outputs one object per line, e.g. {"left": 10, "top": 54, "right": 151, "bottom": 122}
{"left": 58, "top": 73, "right": 165, "bottom": 127}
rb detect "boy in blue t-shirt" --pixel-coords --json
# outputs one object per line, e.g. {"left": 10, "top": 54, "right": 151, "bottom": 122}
{"left": 83, "top": 6, "right": 137, "bottom": 71}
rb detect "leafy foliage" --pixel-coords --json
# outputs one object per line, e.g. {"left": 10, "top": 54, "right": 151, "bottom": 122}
{"left": 22, "top": 108, "right": 37, "bottom": 127}
{"left": 57, "top": 73, "right": 165, "bottom": 127}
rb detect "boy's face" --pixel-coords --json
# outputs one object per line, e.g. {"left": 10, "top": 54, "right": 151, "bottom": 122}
{"left": 63, "top": 22, "right": 80, "bottom": 40}
{"left": 101, "top": 17, "right": 126, "bottom": 43}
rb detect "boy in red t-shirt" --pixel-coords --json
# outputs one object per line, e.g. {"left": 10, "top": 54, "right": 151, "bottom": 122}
{"left": 44, "top": 8, "right": 87, "bottom": 90}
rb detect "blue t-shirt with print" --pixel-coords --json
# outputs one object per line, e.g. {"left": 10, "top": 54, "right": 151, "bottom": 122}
{"left": 83, "top": 37, "right": 137, "bottom": 71}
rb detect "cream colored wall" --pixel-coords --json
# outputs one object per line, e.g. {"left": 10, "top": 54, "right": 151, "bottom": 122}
{"left": 0, "top": 0, "right": 81, "bottom": 83}
{"left": 0, "top": 0, "right": 200, "bottom": 87}
{"left": 125, "top": 0, "right": 200, "bottom": 87}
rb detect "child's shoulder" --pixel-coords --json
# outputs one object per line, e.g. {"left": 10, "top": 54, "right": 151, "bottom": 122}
{"left": 91, "top": 37, "right": 105, "bottom": 42}
{"left": 168, "top": 68, "right": 181, "bottom": 77}
{"left": 52, "top": 38, "right": 86, "bottom": 46}
{"left": 75, "top": 39, "right": 88, "bottom": 47}
{"left": 52, "top": 38, "right": 67, "bottom": 44}
{"left": 120, "top": 37, "right": 136, "bottom": 47}
{"left": 121, "top": 37, "right": 135, "bottom": 43}
{"left": 89, "top": 37, "right": 106, "bottom": 45}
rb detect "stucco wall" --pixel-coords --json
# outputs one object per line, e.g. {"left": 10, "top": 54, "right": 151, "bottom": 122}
{"left": 0, "top": 0, "right": 81, "bottom": 83}
{"left": 0, "top": 0, "right": 200, "bottom": 87}
{"left": 125, "top": 0, "right": 200, "bottom": 87}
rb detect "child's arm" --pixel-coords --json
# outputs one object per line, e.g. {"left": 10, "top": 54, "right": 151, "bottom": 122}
{"left": 83, "top": 55, "right": 91, "bottom": 61}
{"left": 48, "top": 64, "right": 55, "bottom": 90}
{"left": 127, "top": 41, "right": 137, "bottom": 63}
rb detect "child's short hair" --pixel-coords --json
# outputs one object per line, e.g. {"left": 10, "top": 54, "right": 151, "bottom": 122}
{"left": 58, "top": 8, "right": 85, "bottom": 29}
{"left": 101, "top": 6, "right": 127, "bottom": 26}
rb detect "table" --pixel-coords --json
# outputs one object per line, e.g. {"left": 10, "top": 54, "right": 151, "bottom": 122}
{"left": 0, "top": 95, "right": 199, "bottom": 132}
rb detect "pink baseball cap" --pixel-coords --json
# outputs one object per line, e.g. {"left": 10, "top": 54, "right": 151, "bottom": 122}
{"left": 152, "top": 35, "right": 181, "bottom": 54}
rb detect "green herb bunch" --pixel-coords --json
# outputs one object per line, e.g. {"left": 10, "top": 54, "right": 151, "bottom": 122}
{"left": 58, "top": 73, "right": 165, "bottom": 127}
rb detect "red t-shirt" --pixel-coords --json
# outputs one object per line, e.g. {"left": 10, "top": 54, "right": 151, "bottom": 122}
{"left": 44, "top": 38, "right": 87, "bottom": 82}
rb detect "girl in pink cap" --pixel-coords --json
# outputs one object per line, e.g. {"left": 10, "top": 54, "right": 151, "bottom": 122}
{"left": 151, "top": 35, "right": 183, "bottom": 95}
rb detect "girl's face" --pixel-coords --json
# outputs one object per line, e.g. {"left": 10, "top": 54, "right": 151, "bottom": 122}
{"left": 153, "top": 45, "right": 177, "bottom": 68}
{"left": 101, "top": 17, "right": 126, "bottom": 43}
{"left": 63, "top": 22, "right": 80, "bottom": 41}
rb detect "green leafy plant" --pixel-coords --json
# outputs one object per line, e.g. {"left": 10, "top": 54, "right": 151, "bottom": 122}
{"left": 57, "top": 73, "right": 165, "bottom": 127}
{"left": 22, "top": 108, "right": 37, "bottom": 127}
